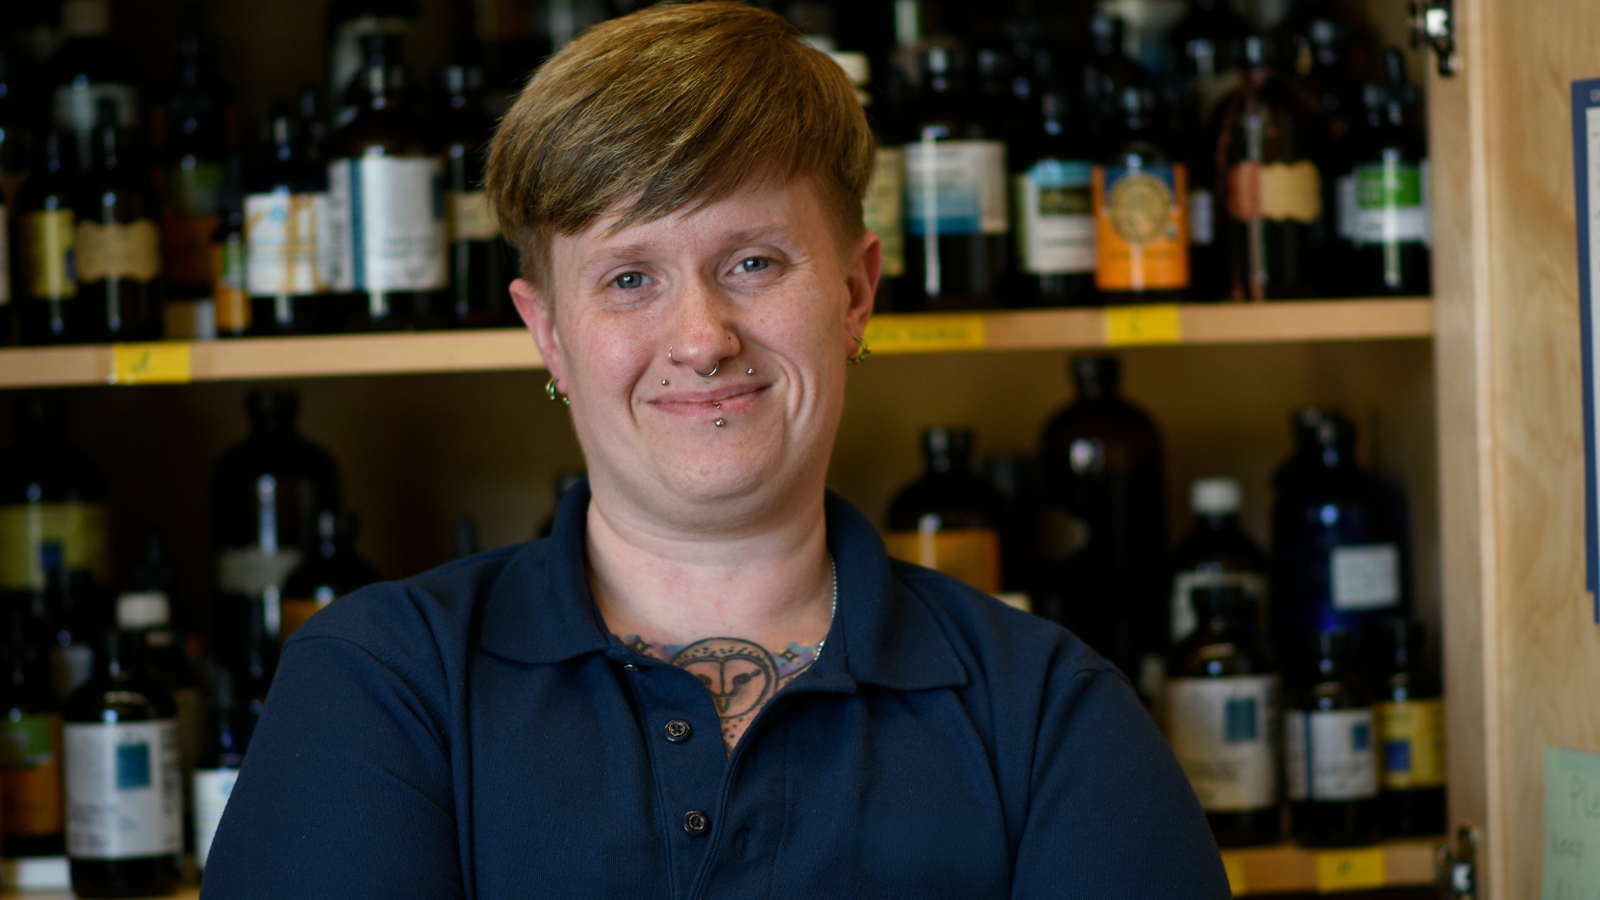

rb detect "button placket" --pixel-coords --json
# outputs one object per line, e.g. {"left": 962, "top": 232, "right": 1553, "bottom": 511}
{"left": 682, "top": 810, "right": 710, "bottom": 835}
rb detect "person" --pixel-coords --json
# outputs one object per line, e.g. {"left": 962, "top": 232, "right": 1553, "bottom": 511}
{"left": 201, "top": 4, "right": 1231, "bottom": 897}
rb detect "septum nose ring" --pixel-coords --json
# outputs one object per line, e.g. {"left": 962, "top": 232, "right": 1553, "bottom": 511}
{"left": 667, "top": 347, "right": 720, "bottom": 379}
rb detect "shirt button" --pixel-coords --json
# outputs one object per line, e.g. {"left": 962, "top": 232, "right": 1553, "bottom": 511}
{"left": 663, "top": 719, "right": 693, "bottom": 743}
{"left": 682, "top": 810, "right": 710, "bottom": 835}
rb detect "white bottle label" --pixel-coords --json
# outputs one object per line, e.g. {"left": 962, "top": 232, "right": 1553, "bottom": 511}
{"left": 1188, "top": 188, "right": 1215, "bottom": 247}
{"left": 193, "top": 767, "right": 239, "bottom": 871}
{"left": 1330, "top": 543, "right": 1401, "bottom": 611}
{"left": 1166, "top": 675, "right": 1280, "bottom": 811}
{"left": 1284, "top": 708, "right": 1378, "bottom": 801}
{"left": 448, "top": 190, "right": 500, "bottom": 243}
{"left": 904, "top": 138, "right": 1008, "bottom": 236}
{"left": 1170, "top": 571, "right": 1268, "bottom": 644}
{"left": 328, "top": 156, "right": 448, "bottom": 292}
{"left": 1015, "top": 161, "right": 1095, "bottom": 274}
{"left": 1336, "top": 174, "right": 1359, "bottom": 242}
{"left": 245, "top": 191, "right": 334, "bottom": 296}
{"left": 64, "top": 720, "right": 182, "bottom": 859}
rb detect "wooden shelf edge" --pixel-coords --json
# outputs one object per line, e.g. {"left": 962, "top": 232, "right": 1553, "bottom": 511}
{"left": 0, "top": 299, "right": 1431, "bottom": 389}
{"left": 1222, "top": 837, "right": 1443, "bottom": 895}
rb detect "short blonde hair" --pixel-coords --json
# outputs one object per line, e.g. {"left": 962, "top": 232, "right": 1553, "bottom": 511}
{"left": 485, "top": 1, "right": 876, "bottom": 292}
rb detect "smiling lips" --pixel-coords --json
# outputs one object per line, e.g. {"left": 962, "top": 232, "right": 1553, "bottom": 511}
{"left": 650, "top": 383, "right": 768, "bottom": 420}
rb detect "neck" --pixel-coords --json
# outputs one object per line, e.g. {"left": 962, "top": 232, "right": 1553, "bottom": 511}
{"left": 584, "top": 485, "right": 834, "bottom": 649}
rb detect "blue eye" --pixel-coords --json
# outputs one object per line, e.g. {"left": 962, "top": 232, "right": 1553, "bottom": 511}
{"left": 614, "top": 272, "right": 647, "bottom": 290}
{"left": 739, "top": 257, "right": 770, "bottom": 273}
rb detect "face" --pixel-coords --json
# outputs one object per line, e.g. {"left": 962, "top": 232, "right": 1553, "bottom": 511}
{"left": 511, "top": 177, "right": 880, "bottom": 533}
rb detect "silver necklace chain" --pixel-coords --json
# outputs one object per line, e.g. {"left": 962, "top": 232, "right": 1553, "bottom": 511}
{"left": 814, "top": 556, "right": 839, "bottom": 657}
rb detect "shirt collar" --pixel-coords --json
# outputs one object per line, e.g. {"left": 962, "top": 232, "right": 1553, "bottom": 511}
{"left": 479, "top": 479, "right": 967, "bottom": 692}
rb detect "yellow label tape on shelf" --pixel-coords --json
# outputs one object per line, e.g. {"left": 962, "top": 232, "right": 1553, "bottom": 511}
{"left": 111, "top": 343, "right": 192, "bottom": 385}
{"left": 863, "top": 314, "right": 987, "bottom": 354}
{"left": 1313, "top": 847, "right": 1387, "bottom": 893}
{"left": 1104, "top": 304, "right": 1183, "bottom": 346}
{"left": 1220, "top": 854, "right": 1247, "bottom": 896}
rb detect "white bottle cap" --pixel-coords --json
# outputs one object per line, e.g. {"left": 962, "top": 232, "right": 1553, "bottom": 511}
{"left": 1190, "top": 477, "right": 1243, "bottom": 515}
{"left": 826, "top": 51, "right": 871, "bottom": 88}
{"left": 116, "top": 591, "right": 172, "bottom": 630}
{"left": 62, "top": 0, "right": 112, "bottom": 37}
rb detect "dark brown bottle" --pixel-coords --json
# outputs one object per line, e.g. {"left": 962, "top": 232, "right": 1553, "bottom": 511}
{"left": 1375, "top": 617, "right": 1446, "bottom": 837}
{"left": 884, "top": 428, "right": 1004, "bottom": 594}
{"left": 210, "top": 390, "right": 340, "bottom": 694}
{"left": 1035, "top": 357, "right": 1168, "bottom": 699}
{"left": 243, "top": 107, "right": 337, "bottom": 336}
{"left": 1170, "top": 477, "right": 1269, "bottom": 647}
{"left": 15, "top": 130, "right": 80, "bottom": 345}
{"left": 75, "top": 99, "right": 162, "bottom": 342}
{"left": 1011, "top": 90, "right": 1096, "bottom": 308}
{"left": 1094, "top": 85, "right": 1190, "bottom": 304}
{"left": 1165, "top": 584, "right": 1281, "bottom": 847}
{"left": 63, "top": 631, "right": 181, "bottom": 898}
{"left": 1213, "top": 36, "right": 1330, "bottom": 300}
{"left": 0, "top": 592, "right": 65, "bottom": 858}
{"left": 327, "top": 33, "right": 448, "bottom": 331}
{"left": 436, "top": 63, "right": 517, "bottom": 328}
{"left": 1285, "top": 628, "right": 1380, "bottom": 847}
{"left": 280, "top": 511, "right": 380, "bottom": 644}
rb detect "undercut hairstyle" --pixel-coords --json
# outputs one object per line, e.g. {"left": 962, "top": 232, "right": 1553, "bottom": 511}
{"left": 484, "top": 0, "right": 876, "bottom": 294}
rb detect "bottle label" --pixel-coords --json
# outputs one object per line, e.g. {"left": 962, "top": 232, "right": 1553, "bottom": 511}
{"left": 1337, "top": 174, "right": 1359, "bottom": 241}
{"left": 51, "top": 646, "right": 95, "bottom": 703}
{"left": 1284, "top": 708, "right": 1379, "bottom": 801}
{"left": 1355, "top": 158, "right": 1431, "bottom": 246}
{"left": 52, "top": 85, "right": 138, "bottom": 155}
{"left": 0, "top": 502, "right": 111, "bottom": 591}
{"left": 76, "top": 219, "right": 162, "bottom": 284}
{"left": 1170, "top": 570, "right": 1268, "bottom": 644}
{"left": 1376, "top": 698, "right": 1447, "bottom": 790}
{"left": 212, "top": 233, "right": 248, "bottom": 333}
{"left": 449, "top": 190, "right": 500, "bottom": 243}
{"left": 865, "top": 146, "right": 905, "bottom": 277}
{"left": 20, "top": 210, "right": 79, "bottom": 300}
{"left": 1188, "top": 188, "right": 1215, "bottom": 247}
{"left": 1014, "top": 160, "right": 1095, "bottom": 275}
{"left": 245, "top": 191, "right": 335, "bottom": 297}
{"left": 161, "top": 159, "right": 226, "bottom": 288}
{"left": 64, "top": 720, "right": 183, "bottom": 859}
{"left": 903, "top": 138, "right": 1009, "bottom": 236}
{"left": 1330, "top": 543, "right": 1401, "bottom": 611}
{"left": 881, "top": 526, "right": 1001, "bottom": 594}
{"left": 1093, "top": 163, "right": 1189, "bottom": 291}
{"left": 328, "top": 157, "right": 448, "bottom": 292}
{"left": 1226, "top": 160, "right": 1323, "bottom": 224}
{"left": 1165, "top": 675, "right": 1280, "bottom": 811}
{"left": 216, "top": 546, "right": 304, "bottom": 598}
{"left": 1, "top": 711, "right": 64, "bottom": 837}
{"left": 0, "top": 204, "right": 11, "bottom": 305}
{"left": 193, "top": 767, "right": 239, "bottom": 871}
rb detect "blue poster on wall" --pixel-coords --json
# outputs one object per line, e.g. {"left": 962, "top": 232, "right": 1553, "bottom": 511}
{"left": 1572, "top": 79, "right": 1600, "bottom": 615}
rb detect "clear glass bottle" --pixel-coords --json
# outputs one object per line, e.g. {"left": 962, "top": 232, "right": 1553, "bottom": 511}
{"left": 885, "top": 428, "right": 1005, "bottom": 594}
{"left": 63, "top": 631, "right": 182, "bottom": 898}
{"left": 1285, "top": 628, "right": 1380, "bottom": 847}
{"left": 1170, "top": 477, "right": 1269, "bottom": 646}
{"left": 1166, "top": 584, "right": 1281, "bottom": 847}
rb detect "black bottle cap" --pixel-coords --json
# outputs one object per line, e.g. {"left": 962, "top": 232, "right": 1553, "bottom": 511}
{"left": 921, "top": 427, "right": 974, "bottom": 471}
{"left": 16, "top": 394, "right": 67, "bottom": 442}
{"left": 246, "top": 388, "right": 300, "bottom": 432}
{"left": 1071, "top": 355, "right": 1121, "bottom": 396}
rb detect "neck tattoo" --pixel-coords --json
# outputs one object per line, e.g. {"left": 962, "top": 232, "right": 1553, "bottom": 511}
{"left": 619, "top": 557, "right": 839, "bottom": 749}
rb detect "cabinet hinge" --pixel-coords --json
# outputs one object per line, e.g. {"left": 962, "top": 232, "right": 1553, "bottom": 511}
{"left": 1436, "top": 826, "right": 1481, "bottom": 899}
{"left": 1410, "top": 0, "right": 1460, "bottom": 77}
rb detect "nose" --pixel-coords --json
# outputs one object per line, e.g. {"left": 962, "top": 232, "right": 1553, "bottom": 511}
{"left": 667, "top": 276, "right": 741, "bottom": 378}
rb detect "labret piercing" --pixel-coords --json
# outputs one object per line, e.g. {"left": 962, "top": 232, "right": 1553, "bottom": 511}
{"left": 715, "top": 418, "right": 725, "bottom": 427}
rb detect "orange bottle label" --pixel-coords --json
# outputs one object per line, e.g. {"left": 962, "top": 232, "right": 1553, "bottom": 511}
{"left": 882, "top": 527, "right": 1001, "bottom": 594}
{"left": 1093, "top": 163, "right": 1190, "bottom": 291}
{"left": 212, "top": 238, "right": 250, "bottom": 333}
{"left": 1, "top": 712, "right": 63, "bottom": 837}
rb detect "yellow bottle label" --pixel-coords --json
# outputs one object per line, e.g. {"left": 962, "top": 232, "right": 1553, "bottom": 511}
{"left": 0, "top": 712, "right": 63, "bottom": 838}
{"left": 20, "top": 210, "right": 78, "bottom": 299}
{"left": 449, "top": 190, "right": 500, "bottom": 243}
{"left": 882, "top": 526, "right": 1000, "bottom": 594}
{"left": 864, "top": 147, "right": 905, "bottom": 278}
{"left": 212, "top": 237, "right": 250, "bottom": 333}
{"left": 0, "top": 502, "right": 111, "bottom": 591}
{"left": 1226, "top": 160, "right": 1323, "bottom": 224}
{"left": 77, "top": 219, "right": 162, "bottom": 283}
{"left": 1376, "top": 698, "right": 1447, "bottom": 789}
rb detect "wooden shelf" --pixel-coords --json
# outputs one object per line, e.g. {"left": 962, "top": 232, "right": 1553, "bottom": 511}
{"left": 0, "top": 298, "right": 1431, "bottom": 389}
{"left": 1221, "top": 838, "right": 1442, "bottom": 896}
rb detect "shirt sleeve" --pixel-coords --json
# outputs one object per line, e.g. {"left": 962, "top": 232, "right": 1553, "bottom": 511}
{"left": 199, "top": 633, "right": 464, "bottom": 900}
{"left": 1011, "top": 666, "right": 1233, "bottom": 899}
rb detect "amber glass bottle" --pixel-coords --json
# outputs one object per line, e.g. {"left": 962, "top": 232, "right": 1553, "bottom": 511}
{"left": 884, "top": 428, "right": 1004, "bottom": 594}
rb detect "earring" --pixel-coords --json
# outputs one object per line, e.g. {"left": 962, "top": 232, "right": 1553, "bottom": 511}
{"left": 850, "top": 335, "right": 871, "bottom": 364}
{"left": 546, "top": 377, "right": 570, "bottom": 407}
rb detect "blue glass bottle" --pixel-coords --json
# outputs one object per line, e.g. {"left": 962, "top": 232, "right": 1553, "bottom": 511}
{"left": 1269, "top": 409, "right": 1410, "bottom": 678}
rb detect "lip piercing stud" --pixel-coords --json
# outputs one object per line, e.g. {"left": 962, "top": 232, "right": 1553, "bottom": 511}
{"left": 715, "top": 418, "right": 725, "bottom": 427}
{"left": 713, "top": 403, "right": 721, "bottom": 409}
{"left": 661, "top": 379, "right": 668, "bottom": 385}
{"left": 746, "top": 368, "right": 754, "bottom": 376}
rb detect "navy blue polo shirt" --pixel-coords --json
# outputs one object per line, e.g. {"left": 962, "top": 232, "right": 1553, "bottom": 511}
{"left": 202, "top": 483, "right": 1230, "bottom": 899}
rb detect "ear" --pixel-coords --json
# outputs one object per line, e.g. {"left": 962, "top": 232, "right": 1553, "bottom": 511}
{"left": 844, "top": 230, "right": 881, "bottom": 340}
{"left": 511, "top": 279, "right": 565, "bottom": 383}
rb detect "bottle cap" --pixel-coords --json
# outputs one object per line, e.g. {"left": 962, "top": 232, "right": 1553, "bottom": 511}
{"left": 921, "top": 427, "right": 974, "bottom": 467}
{"left": 61, "top": 0, "right": 111, "bottom": 37}
{"left": 1191, "top": 478, "right": 1243, "bottom": 515}
{"left": 117, "top": 591, "right": 172, "bottom": 630}
{"left": 826, "top": 52, "right": 871, "bottom": 88}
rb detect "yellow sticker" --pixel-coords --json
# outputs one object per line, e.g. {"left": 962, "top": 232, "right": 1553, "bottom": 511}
{"left": 1313, "top": 847, "right": 1387, "bottom": 893}
{"left": 863, "top": 314, "right": 987, "bottom": 354}
{"left": 1104, "top": 304, "right": 1183, "bottom": 346}
{"left": 1221, "top": 854, "right": 1248, "bottom": 896}
{"left": 111, "top": 343, "right": 192, "bottom": 385}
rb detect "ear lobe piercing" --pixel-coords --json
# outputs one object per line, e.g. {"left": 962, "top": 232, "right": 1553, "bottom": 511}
{"left": 545, "top": 377, "right": 570, "bottom": 407}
